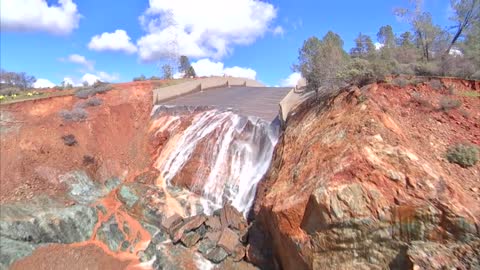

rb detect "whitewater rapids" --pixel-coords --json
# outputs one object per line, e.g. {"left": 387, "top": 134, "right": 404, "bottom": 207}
{"left": 151, "top": 105, "right": 279, "bottom": 216}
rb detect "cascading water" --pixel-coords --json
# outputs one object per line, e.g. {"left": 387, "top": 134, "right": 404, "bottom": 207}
{"left": 151, "top": 105, "right": 279, "bottom": 216}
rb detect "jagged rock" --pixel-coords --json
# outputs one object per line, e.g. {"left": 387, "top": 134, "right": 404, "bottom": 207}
{"left": 161, "top": 213, "right": 183, "bottom": 233}
{"left": 120, "top": 241, "right": 131, "bottom": 252}
{"left": 151, "top": 230, "right": 168, "bottom": 245}
{"left": 218, "top": 228, "right": 241, "bottom": 254}
{"left": 182, "top": 215, "right": 207, "bottom": 232}
{"left": 0, "top": 197, "right": 98, "bottom": 244}
{"left": 206, "top": 231, "right": 221, "bottom": 243}
{"left": 60, "top": 171, "right": 106, "bottom": 204}
{"left": 118, "top": 185, "right": 139, "bottom": 208}
{"left": 232, "top": 244, "right": 246, "bottom": 262}
{"left": 96, "top": 204, "right": 107, "bottom": 215}
{"left": 96, "top": 216, "right": 125, "bottom": 252}
{"left": 407, "top": 241, "right": 480, "bottom": 269}
{"left": 181, "top": 231, "right": 202, "bottom": 248}
{"left": 169, "top": 221, "right": 186, "bottom": 243}
{"left": 197, "top": 224, "right": 208, "bottom": 237}
{"left": 171, "top": 215, "right": 207, "bottom": 243}
{"left": 198, "top": 238, "right": 216, "bottom": 255}
{"left": 239, "top": 226, "right": 249, "bottom": 244}
{"left": 214, "top": 258, "right": 260, "bottom": 270}
{"left": 220, "top": 205, "right": 245, "bottom": 230}
{"left": 0, "top": 236, "right": 37, "bottom": 270}
{"left": 244, "top": 225, "right": 272, "bottom": 268}
{"left": 0, "top": 196, "right": 98, "bottom": 268}
{"left": 104, "top": 177, "right": 121, "bottom": 192}
{"left": 148, "top": 242, "right": 201, "bottom": 270}
{"left": 254, "top": 84, "right": 480, "bottom": 269}
{"left": 206, "top": 215, "right": 222, "bottom": 231}
{"left": 206, "top": 247, "right": 229, "bottom": 264}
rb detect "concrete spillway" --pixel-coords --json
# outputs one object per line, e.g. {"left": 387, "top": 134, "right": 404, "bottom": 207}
{"left": 160, "top": 86, "right": 292, "bottom": 121}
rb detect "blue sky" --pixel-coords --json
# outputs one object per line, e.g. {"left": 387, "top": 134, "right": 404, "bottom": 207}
{"left": 0, "top": 0, "right": 452, "bottom": 87}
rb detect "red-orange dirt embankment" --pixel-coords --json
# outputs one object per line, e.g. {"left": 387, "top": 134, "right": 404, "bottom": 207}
{"left": 253, "top": 78, "right": 480, "bottom": 269}
{"left": 0, "top": 81, "right": 157, "bottom": 203}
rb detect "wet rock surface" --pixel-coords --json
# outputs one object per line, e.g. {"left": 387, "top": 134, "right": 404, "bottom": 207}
{"left": 0, "top": 196, "right": 98, "bottom": 269}
{"left": 140, "top": 204, "right": 257, "bottom": 268}
{"left": 0, "top": 165, "right": 258, "bottom": 269}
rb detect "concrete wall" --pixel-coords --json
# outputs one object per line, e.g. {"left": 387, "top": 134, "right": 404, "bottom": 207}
{"left": 278, "top": 76, "right": 313, "bottom": 126}
{"left": 153, "top": 77, "right": 264, "bottom": 104}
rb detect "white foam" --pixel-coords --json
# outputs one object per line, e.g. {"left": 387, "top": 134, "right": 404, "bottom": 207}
{"left": 152, "top": 106, "right": 279, "bottom": 216}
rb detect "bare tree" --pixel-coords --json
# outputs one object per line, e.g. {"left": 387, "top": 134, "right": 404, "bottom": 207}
{"left": 161, "top": 64, "right": 173, "bottom": 80}
{"left": 446, "top": 0, "right": 480, "bottom": 55}
{"left": 0, "top": 69, "right": 36, "bottom": 89}
{"left": 396, "top": 1, "right": 443, "bottom": 61}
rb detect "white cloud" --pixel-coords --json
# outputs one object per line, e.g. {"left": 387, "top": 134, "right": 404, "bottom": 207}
{"left": 62, "top": 71, "right": 119, "bottom": 86}
{"left": 62, "top": 77, "right": 81, "bottom": 87}
{"left": 0, "top": 0, "right": 81, "bottom": 35}
{"left": 272, "top": 26, "right": 285, "bottom": 37}
{"left": 280, "top": 72, "right": 301, "bottom": 87}
{"left": 80, "top": 72, "right": 119, "bottom": 85}
{"left": 374, "top": 42, "right": 384, "bottom": 50}
{"left": 96, "top": 71, "right": 120, "bottom": 82}
{"left": 191, "top": 59, "right": 225, "bottom": 77}
{"left": 137, "top": 0, "right": 277, "bottom": 62}
{"left": 33, "top": 79, "right": 56, "bottom": 88}
{"left": 191, "top": 58, "right": 256, "bottom": 80}
{"left": 88, "top": 30, "right": 137, "bottom": 54}
{"left": 223, "top": 66, "right": 256, "bottom": 80}
{"left": 173, "top": 72, "right": 184, "bottom": 79}
{"left": 63, "top": 54, "right": 95, "bottom": 71}
{"left": 81, "top": 74, "right": 101, "bottom": 85}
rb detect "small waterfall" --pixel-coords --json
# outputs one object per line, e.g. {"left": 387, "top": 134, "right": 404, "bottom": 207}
{"left": 151, "top": 105, "right": 279, "bottom": 216}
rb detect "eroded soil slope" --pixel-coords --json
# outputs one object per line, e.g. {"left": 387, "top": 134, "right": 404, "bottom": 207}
{"left": 254, "top": 78, "right": 480, "bottom": 269}
{"left": 0, "top": 81, "right": 155, "bottom": 203}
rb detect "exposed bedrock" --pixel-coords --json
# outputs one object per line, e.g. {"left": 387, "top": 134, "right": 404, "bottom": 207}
{"left": 253, "top": 83, "right": 480, "bottom": 270}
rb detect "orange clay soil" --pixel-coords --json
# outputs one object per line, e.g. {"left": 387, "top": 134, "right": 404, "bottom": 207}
{"left": 10, "top": 242, "right": 145, "bottom": 270}
{"left": 0, "top": 81, "right": 160, "bottom": 203}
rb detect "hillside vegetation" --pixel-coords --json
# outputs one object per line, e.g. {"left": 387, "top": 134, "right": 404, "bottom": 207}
{"left": 294, "top": 0, "right": 480, "bottom": 93}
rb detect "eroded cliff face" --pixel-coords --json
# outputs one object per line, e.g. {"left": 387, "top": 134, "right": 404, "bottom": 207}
{"left": 254, "top": 79, "right": 480, "bottom": 269}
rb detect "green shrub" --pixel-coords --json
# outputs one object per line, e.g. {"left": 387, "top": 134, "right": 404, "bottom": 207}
{"left": 76, "top": 97, "right": 103, "bottom": 108}
{"left": 0, "top": 86, "right": 21, "bottom": 96}
{"left": 392, "top": 77, "right": 408, "bottom": 88}
{"left": 59, "top": 108, "right": 88, "bottom": 122}
{"left": 439, "top": 55, "right": 476, "bottom": 78}
{"left": 447, "top": 85, "right": 456, "bottom": 95}
{"left": 411, "top": 92, "right": 432, "bottom": 108}
{"left": 337, "top": 58, "right": 376, "bottom": 86}
{"left": 410, "top": 77, "right": 427, "bottom": 86}
{"left": 396, "top": 64, "right": 416, "bottom": 75}
{"left": 446, "top": 144, "right": 479, "bottom": 168}
{"left": 61, "top": 134, "right": 77, "bottom": 146}
{"left": 92, "top": 82, "right": 112, "bottom": 93}
{"left": 429, "top": 79, "right": 443, "bottom": 91}
{"left": 75, "top": 89, "right": 93, "bottom": 99}
{"left": 74, "top": 83, "right": 112, "bottom": 99}
{"left": 439, "top": 97, "right": 462, "bottom": 111}
{"left": 414, "top": 62, "right": 441, "bottom": 76}
{"left": 471, "top": 71, "right": 480, "bottom": 80}
{"left": 133, "top": 75, "right": 146, "bottom": 81}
